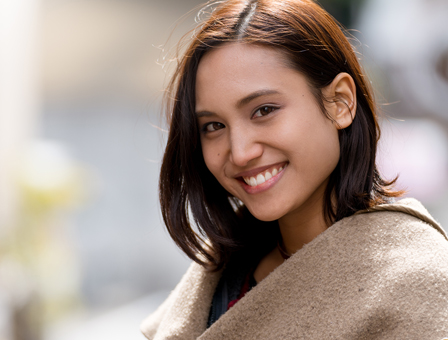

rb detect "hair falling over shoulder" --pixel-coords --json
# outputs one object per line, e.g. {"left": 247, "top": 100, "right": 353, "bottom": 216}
{"left": 158, "top": 0, "right": 403, "bottom": 271}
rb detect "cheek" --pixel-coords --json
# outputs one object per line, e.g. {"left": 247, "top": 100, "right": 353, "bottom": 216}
{"left": 307, "top": 125, "right": 340, "bottom": 175}
{"left": 282, "top": 115, "right": 340, "bottom": 172}
{"left": 201, "top": 141, "right": 224, "bottom": 179}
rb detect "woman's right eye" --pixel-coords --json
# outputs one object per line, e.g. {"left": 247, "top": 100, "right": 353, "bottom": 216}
{"left": 203, "top": 122, "right": 225, "bottom": 133}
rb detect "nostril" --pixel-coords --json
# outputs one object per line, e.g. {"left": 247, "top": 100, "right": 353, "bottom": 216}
{"left": 229, "top": 140, "right": 264, "bottom": 167}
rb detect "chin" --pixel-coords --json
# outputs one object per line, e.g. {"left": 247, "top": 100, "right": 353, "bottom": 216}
{"left": 246, "top": 206, "right": 285, "bottom": 222}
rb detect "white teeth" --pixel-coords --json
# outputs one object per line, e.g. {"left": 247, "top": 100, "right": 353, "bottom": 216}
{"left": 242, "top": 164, "right": 286, "bottom": 187}
{"left": 256, "top": 174, "right": 266, "bottom": 185}
{"left": 249, "top": 177, "right": 257, "bottom": 187}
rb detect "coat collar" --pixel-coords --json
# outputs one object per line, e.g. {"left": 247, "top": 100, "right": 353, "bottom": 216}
{"left": 141, "top": 198, "right": 447, "bottom": 339}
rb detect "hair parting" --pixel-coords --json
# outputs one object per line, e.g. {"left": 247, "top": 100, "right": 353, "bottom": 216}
{"left": 235, "top": 1, "right": 258, "bottom": 40}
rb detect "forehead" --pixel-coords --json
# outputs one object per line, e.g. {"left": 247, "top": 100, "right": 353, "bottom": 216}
{"left": 196, "top": 43, "right": 291, "bottom": 80}
{"left": 195, "top": 43, "right": 301, "bottom": 109}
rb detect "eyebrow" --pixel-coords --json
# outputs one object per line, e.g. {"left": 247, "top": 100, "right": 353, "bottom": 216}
{"left": 237, "top": 89, "right": 280, "bottom": 108}
{"left": 196, "top": 89, "right": 281, "bottom": 117}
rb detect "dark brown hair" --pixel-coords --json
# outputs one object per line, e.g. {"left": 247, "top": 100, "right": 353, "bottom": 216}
{"left": 159, "top": 0, "right": 401, "bottom": 271}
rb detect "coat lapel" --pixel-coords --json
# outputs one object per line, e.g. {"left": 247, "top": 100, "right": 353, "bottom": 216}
{"left": 142, "top": 198, "right": 448, "bottom": 340}
{"left": 198, "top": 198, "right": 448, "bottom": 339}
{"left": 198, "top": 221, "right": 339, "bottom": 340}
{"left": 142, "top": 262, "right": 221, "bottom": 340}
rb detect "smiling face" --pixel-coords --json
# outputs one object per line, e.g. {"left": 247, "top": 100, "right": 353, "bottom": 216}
{"left": 195, "top": 43, "right": 341, "bottom": 227}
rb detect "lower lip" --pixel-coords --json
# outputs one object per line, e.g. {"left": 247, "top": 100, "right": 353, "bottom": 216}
{"left": 239, "top": 166, "right": 287, "bottom": 194}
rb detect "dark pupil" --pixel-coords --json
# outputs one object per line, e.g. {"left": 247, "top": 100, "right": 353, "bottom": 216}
{"left": 262, "top": 107, "right": 271, "bottom": 115}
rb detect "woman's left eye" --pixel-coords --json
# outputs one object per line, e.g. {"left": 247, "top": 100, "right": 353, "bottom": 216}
{"left": 252, "top": 106, "right": 277, "bottom": 118}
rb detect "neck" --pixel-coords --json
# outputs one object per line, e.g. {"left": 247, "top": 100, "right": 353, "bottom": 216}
{"left": 278, "top": 202, "right": 329, "bottom": 256}
{"left": 253, "top": 200, "right": 329, "bottom": 283}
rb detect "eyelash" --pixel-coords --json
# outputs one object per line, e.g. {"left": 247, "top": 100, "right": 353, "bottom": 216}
{"left": 252, "top": 105, "right": 278, "bottom": 118}
{"left": 201, "top": 105, "right": 279, "bottom": 133}
{"left": 202, "top": 122, "right": 225, "bottom": 133}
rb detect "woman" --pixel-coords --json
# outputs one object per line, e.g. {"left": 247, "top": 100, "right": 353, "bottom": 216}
{"left": 142, "top": 0, "right": 448, "bottom": 338}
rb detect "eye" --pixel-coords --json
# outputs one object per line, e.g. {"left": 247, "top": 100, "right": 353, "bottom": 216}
{"left": 252, "top": 105, "right": 277, "bottom": 118}
{"left": 203, "top": 122, "right": 225, "bottom": 133}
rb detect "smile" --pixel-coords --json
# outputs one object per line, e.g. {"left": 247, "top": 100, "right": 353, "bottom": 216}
{"left": 242, "top": 163, "right": 287, "bottom": 187}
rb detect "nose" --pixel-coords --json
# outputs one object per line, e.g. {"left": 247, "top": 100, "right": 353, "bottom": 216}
{"left": 228, "top": 127, "right": 263, "bottom": 167}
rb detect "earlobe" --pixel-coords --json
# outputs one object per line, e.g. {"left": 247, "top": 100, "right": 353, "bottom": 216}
{"left": 323, "top": 72, "right": 357, "bottom": 129}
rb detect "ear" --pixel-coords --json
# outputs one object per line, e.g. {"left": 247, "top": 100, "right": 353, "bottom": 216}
{"left": 322, "top": 72, "right": 357, "bottom": 129}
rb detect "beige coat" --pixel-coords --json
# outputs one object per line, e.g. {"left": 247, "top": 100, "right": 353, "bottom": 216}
{"left": 141, "top": 198, "right": 448, "bottom": 339}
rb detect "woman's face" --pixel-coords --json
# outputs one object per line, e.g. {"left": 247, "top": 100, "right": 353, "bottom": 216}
{"left": 195, "top": 43, "right": 341, "bottom": 224}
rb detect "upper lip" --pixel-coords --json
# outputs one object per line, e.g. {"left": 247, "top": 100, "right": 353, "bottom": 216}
{"left": 233, "top": 161, "right": 288, "bottom": 178}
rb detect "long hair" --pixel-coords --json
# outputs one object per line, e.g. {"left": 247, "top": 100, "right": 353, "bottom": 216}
{"left": 159, "top": 0, "right": 402, "bottom": 271}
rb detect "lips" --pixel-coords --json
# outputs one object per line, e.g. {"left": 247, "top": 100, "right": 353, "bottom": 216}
{"left": 242, "top": 164, "right": 287, "bottom": 187}
{"left": 234, "top": 162, "right": 288, "bottom": 192}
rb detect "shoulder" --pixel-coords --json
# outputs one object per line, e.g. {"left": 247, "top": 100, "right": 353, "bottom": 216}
{"left": 336, "top": 198, "right": 448, "bottom": 310}
{"left": 333, "top": 198, "right": 448, "bottom": 261}
{"left": 294, "top": 199, "right": 448, "bottom": 336}
{"left": 310, "top": 198, "right": 448, "bottom": 296}
{"left": 352, "top": 197, "right": 444, "bottom": 232}
{"left": 335, "top": 197, "right": 447, "bottom": 248}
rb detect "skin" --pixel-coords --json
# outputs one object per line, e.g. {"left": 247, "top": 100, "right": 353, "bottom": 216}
{"left": 195, "top": 43, "right": 357, "bottom": 282}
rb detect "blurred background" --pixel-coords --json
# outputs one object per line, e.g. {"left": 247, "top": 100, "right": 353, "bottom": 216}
{"left": 0, "top": 0, "right": 447, "bottom": 339}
